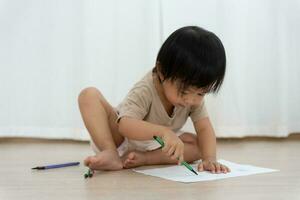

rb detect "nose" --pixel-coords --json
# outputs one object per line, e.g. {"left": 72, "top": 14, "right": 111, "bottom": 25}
{"left": 184, "top": 94, "right": 203, "bottom": 106}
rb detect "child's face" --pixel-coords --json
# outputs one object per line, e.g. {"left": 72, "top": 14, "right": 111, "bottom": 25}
{"left": 162, "top": 80, "right": 205, "bottom": 107}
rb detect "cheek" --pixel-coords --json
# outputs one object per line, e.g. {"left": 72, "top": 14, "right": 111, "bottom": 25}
{"left": 166, "top": 91, "right": 177, "bottom": 102}
{"left": 164, "top": 88, "right": 179, "bottom": 103}
{"left": 196, "top": 96, "right": 204, "bottom": 105}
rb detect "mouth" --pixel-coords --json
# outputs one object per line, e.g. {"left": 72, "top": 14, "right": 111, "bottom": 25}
{"left": 176, "top": 104, "right": 186, "bottom": 108}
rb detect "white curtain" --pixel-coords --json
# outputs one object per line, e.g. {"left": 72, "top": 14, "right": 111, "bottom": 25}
{"left": 0, "top": 0, "right": 299, "bottom": 140}
{"left": 179, "top": 0, "right": 300, "bottom": 137}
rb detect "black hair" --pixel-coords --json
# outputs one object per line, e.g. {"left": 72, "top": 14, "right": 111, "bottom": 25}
{"left": 154, "top": 26, "right": 226, "bottom": 94}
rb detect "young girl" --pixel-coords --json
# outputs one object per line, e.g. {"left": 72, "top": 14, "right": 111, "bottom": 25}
{"left": 78, "top": 26, "right": 230, "bottom": 174}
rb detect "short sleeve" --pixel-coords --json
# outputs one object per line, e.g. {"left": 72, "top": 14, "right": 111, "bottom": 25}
{"left": 189, "top": 99, "right": 208, "bottom": 123}
{"left": 116, "top": 86, "right": 152, "bottom": 123}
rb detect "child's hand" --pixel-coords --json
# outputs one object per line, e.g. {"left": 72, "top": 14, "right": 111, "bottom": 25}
{"left": 161, "top": 130, "right": 184, "bottom": 164}
{"left": 198, "top": 159, "right": 230, "bottom": 174}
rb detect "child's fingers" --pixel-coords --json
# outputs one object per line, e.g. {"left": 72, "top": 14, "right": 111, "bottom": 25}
{"left": 166, "top": 146, "right": 176, "bottom": 156}
{"left": 208, "top": 162, "right": 216, "bottom": 173}
{"left": 173, "top": 143, "right": 184, "bottom": 161}
{"left": 198, "top": 163, "right": 204, "bottom": 172}
{"left": 215, "top": 163, "right": 221, "bottom": 173}
{"left": 176, "top": 152, "right": 184, "bottom": 165}
{"left": 174, "top": 142, "right": 184, "bottom": 162}
{"left": 161, "top": 144, "right": 171, "bottom": 153}
{"left": 226, "top": 166, "right": 231, "bottom": 172}
{"left": 179, "top": 147, "right": 184, "bottom": 163}
{"left": 171, "top": 146, "right": 181, "bottom": 161}
{"left": 171, "top": 150, "right": 179, "bottom": 161}
{"left": 224, "top": 165, "right": 231, "bottom": 173}
{"left": 220, "top": 165, "right": 228, "bottom": 173}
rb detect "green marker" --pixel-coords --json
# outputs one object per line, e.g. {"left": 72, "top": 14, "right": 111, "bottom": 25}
{"left": 153, "top": 136, "right": 198, "bottom": 175}
{"left": 84, "top": 168, "right": 93, "bottom": 179}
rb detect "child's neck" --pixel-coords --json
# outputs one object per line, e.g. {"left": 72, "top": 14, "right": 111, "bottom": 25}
{"left": 153, "top": 73, "right": 175, "bottom": 116}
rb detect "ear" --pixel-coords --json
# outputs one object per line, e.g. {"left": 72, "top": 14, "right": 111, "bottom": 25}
{"left": 155, "top": 62, "right": 165, "bottom": 83}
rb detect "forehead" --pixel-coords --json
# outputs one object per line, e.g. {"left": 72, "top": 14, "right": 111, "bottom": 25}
{"left": 174, "top": 82, "right": 206, "bottom": 93}
{"left": 185, "top": 87, "right": 205, "bottom": 93}
{"left": 171, "top": 79, "right": 208, "bottom": 93}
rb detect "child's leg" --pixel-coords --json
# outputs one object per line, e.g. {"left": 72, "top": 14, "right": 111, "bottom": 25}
{"left": 78, "top": 87, "right": 124, "bottom": 170}
{"left": 122, "top": 133, "right": 201, "bottom": 168}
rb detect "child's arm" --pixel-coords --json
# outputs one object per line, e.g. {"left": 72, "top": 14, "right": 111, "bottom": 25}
{"left": 118, "top": 117, "right": 167, "bottom": 140}
{"left": 194, "top": 117, "right": 230, "bottom": 173}
{"left": 194, "top": 117, "right": 217, "bottom": 161}
{"left": 118, "top": 117, "right": 185, "bottom": 163}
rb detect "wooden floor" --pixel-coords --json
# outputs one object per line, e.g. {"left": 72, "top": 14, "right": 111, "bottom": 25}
{"left": 1, "top": 136, "right": 300, "bottom": 200}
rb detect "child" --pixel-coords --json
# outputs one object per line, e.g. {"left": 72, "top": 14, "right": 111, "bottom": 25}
{"left": 78, "top": 26, "right": 230, "bottom": 174}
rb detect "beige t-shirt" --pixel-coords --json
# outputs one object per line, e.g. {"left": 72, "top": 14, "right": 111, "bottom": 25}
{"left": 115, "top": 71, "right": 208, "bottom": 151}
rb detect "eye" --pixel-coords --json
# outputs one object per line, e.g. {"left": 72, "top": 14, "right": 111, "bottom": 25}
{"left": 181, "top": 91, "right": 188, "bottom": 95}
{"left": 197, "top": 93, "right": 205, "bottom": 96}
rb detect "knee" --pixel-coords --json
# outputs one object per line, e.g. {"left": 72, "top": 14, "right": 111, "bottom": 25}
{"left": 78, "top": 87, "right": 101, "bottom": 105}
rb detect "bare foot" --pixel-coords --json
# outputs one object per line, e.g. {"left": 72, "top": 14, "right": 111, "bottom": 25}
{"left": 121, "top": 151, "right": 148, "bottom": 169}
{"left": 84, "top": 149, "right": 123, "bottom": 171}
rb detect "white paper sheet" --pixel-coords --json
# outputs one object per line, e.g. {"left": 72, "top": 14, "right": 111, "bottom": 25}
{"left": 133, "top": 159, "right": 278, "bottom": 183}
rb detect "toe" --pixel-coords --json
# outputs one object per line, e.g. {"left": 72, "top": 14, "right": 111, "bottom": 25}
{"left": 84, "top": 156, "right": 92, "bottom": 166}
{"left": 90, "top": 156, "right": 98, "bottom": 163}
{"left": 127, "top": 159, "right": 135, "bottom": 164}
{"left": 124, "top": 159, "right": 130, "bottom": 166}
{"left": 89, "top": 156, "right": 103, "bottom": 169}
{"left": 123, "top": 162, "right": 130, "bottom": 169}
{"left": 128, "top": 152, "right": 135, "bottom": 160}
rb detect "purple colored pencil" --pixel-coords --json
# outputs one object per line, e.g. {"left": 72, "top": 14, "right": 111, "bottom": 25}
{"left": 32, "top": 162, "right": 80, "bottom": 170}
